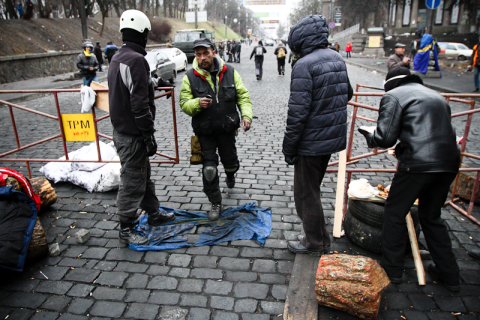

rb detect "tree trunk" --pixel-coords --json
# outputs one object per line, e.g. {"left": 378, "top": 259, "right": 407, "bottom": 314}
{"left": 114, "top": 3, "right": 121, "bottom": 17}
{"left": 100, "top": 11, "right": 106, "bottom": 36}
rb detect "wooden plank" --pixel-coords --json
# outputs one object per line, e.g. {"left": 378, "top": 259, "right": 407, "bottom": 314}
{"left": 333, "top": 149, "right": 347, "bottom": 238}
{"left": 283, "top": 253, "right": 320, "bottom": 320}
{"left": 406, "top": 212, "right": 426, "bottom": 285}
{"left": 90, "top": 81, "right": 109, "bottom": 113}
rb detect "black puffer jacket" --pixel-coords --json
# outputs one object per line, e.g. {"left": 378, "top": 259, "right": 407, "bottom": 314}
{"left": 283, "top": 15, "right": 353, "bottom": 157}
{"left": 365, "top": 75, "right": 460, "bottom": 173}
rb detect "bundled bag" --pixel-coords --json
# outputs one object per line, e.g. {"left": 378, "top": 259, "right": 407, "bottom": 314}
{"left": 277, "top": 48, "right": 286, "bottom": 59}
{"left": 0, "top": 168, "right": 41, "bottom": 272}
{"left": 190, "top": 135, "right": 202, "bottom": 165}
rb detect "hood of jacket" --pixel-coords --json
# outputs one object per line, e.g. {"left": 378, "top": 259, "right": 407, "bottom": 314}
{"left": 288, "top": 15, "right": 329, "bottom": 57}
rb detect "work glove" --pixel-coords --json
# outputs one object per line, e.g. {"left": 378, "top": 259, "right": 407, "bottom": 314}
{"left": 284, "top": 154, "right": 298, "bottom": 166}
{"left": 144, "top": 135, "right": 158, "bottom": 157}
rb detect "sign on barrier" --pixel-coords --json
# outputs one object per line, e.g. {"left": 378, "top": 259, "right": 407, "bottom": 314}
{"left": 61, "top": 114, "right": 96, "bottom": 141}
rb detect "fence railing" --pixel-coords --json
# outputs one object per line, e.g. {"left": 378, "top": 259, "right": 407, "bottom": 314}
{"left": 331, "top": 24, "right": 360, "bottom": 41}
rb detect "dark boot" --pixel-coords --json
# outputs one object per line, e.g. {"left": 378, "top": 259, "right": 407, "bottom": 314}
{"left": 147, "top": 209, "right": 175, "bottom": 226}
{"left": 119, "top": 226, "right": 148, "bottom": 245}
{"left": 209, "top": 202, "right": 222, "bottom": 221}
{"left": 427, "top": 264, "right": 460, "bottom": 292}
{"left": 225, "top": 173, "right": 235, "bottom": 188}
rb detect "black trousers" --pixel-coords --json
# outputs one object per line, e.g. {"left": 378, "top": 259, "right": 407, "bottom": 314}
{"left": 294, "top": 155, "right": 332, "bottom": 251}
{"left": 277, "top": 58, "right": 286, "bottom": 75}
{"left": 198, "top": 132, "right": 239, "bottom": 204}
{"left": 382, "top": 172, "right": 459, "bottom": 282}
{"left": 113, "top": 130, "right": 159, "bottom": 224}
{"left": 255, "top": 58, "right": 264, "bottom": 79}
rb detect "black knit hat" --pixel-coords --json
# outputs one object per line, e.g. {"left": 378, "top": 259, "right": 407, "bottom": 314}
{"left": 384, "top": 67, "right": 423, "bottom": 92}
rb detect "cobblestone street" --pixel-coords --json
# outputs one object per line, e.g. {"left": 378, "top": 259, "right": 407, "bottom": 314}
{"left": 0, "top": 47, "right": 479, "bottom": 320}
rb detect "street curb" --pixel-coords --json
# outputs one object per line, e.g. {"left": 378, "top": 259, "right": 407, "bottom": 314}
{"left": 2, "top": 74, "right": 109, "bottom": 104}
{"left": 345, "top": 60, "right": 461, "bottom": 94}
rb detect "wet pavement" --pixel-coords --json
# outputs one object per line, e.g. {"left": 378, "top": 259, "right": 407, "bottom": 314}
{"left": 0, "top": 46, "right": 479, "bottom": 320}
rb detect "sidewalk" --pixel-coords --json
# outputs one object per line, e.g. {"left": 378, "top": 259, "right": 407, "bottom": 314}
{"left": 0, "top": 71, "right": 109, "bottom": 103}
{"left": 345, "top": 56, "right": 473, "bottom": 94}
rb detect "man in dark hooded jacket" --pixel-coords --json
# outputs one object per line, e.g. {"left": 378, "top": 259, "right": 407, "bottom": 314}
{"left": 358, "top": 67, "right": 460, "bottom": 291}
{"left": 283, "top": 15, "right": 353, "bottom": 256}
{"left": 108, "top": 9, "right": 174, "bottom": 245}
{"left": 250, "top": 40, "right": 267, "bottom": 80}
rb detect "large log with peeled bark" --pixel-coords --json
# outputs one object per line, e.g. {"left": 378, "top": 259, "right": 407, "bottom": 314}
{"left": 30, "top": 177, "right": 57, "bottom": 211}
{"left": 315, "top": 254, "right": 391, "bottom": 320}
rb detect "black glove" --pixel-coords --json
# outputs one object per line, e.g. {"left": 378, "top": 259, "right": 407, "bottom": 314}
{"left": 357, "top": 128, "right": 374, "bottom": 148}
{"left": 144, "top": 135, "right": 157, "bottom": 157}
{"left": 284, "top": 154, "right": 298, "bottom": 165}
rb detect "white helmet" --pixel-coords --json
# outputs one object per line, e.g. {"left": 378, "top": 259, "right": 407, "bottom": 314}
{"left": 119, "top": 10, "right": 151, "bottom": 33}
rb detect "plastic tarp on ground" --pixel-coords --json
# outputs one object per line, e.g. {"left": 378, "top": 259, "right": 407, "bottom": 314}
{"left": 130, "top": 202, "right": 272, "bottom": 251}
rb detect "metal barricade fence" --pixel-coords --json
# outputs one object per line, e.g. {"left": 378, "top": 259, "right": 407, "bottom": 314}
{"left": 0, "top": 87, "right": 179, "bottom": 179}
{"left": 326, "top": 84, "right": 480, "bottom": 226}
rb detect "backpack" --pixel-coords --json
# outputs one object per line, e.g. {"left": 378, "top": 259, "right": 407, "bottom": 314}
{"left": 277, "top": 47, "right": 286, "bottom": 59}
{"left": 255, "top": 46, "right": 264, "bottom": 56}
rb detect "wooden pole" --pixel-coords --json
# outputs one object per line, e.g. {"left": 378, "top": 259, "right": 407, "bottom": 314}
{"left": 406, "top": 212, "right": 426, "bottom": 285}
{"left": 333, "top": 149, "right": 347, "bottom": 238}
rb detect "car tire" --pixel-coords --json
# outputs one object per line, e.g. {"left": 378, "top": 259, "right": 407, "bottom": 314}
{"left": 348, "top": 199, "right": 420, "bottom": 229}
{"left": 169, "top": 70, "right": 176, "bottom": 84}
{"left": 344, "top": 208, "right": 421, "bottom": 255}
{"left": 458, "top": 55, "right": 466, "bottom": 61}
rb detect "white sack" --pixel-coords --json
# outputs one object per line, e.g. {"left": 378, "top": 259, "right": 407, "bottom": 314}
{"left": 80, "top": 85, "right": 96, "bottom": 113}
{"left": 70, "top": 141, "right": 117, "bottom": 172}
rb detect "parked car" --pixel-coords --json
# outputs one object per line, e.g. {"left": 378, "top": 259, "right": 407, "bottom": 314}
{"left": 264, "top": 39, "right": 275, "bottom": 46}
{"left": 145, "top": 51, "right": 176, "bottom": 84}
{"left": 438, "top": 42, "right": 473, "bottom": 60}
{"left": 152, "top": 48, "right": 188, "bottom": 72}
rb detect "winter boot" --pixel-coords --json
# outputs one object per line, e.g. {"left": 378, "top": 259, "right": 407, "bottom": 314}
{"left": 148, "top": 209, "right": 175, "bottom": 226}
{"left": 209, "top": 202, "right": 222, "bottom": 221}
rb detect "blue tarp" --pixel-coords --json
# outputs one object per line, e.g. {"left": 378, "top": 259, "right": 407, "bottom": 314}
{"left": 413, "top": 34, "right": 441, "bottom": 76}
{"left": 130, "top": 202, "right": 272, "bottom": 251}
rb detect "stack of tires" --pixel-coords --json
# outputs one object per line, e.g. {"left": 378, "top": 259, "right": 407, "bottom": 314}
{"left": 344, "top": 199, "right": 420, "bottom": 254}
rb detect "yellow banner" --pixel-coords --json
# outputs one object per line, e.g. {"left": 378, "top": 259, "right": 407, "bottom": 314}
{"left": 62, "top": 114, "right": 96, "bottom": 141}
{"left": 368, "top": 36, "right": 381, "bottom": 48}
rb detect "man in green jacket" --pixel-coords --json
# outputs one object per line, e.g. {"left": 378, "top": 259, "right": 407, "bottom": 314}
{"left": 180, "top": 38, "right": 253, "bottom": 220}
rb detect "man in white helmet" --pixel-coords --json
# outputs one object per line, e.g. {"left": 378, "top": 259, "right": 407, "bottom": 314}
{"left": 108, "top": 9, "right": 174, "bottom": 245}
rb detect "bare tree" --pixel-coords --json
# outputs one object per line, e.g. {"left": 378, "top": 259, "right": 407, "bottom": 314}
{"left": 5, "top": 0, "right": 18, "bottom": 18}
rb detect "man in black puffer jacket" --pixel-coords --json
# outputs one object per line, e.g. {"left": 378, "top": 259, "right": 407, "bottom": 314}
{"left": 359, "top": 67, "right": 461, "bottom": 291}
{"left": 283, "top": 15, "right": 353, "bottom": 256}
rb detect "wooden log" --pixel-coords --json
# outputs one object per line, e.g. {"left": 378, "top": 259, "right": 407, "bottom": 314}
{"left": 26, "top": 217, "right": 48, "bottom": 263}
{"left": 315, "top": 254, "right": 391, "bottom": 320}
{"left": 30, "top": 177, "right": 57, "bottom": 211}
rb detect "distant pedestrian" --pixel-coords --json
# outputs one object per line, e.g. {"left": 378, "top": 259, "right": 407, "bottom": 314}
{"left": 227, "top": 40, "right": 233, "bottom": 62}
{"left": 24, "top": 0, "right": 33, "bottom": 20}
{"left": 77, "top": 41, "right": 99, "bottom": 86}
{"left": 345, "top": 41, "right": 352, "bottom": 58}
{"left": 274, "top": 40, "right": 287, "bottom": 76}
{"left": 231, "top": 40, "right": 238, "bottom": 62}
{"left": 469, "top": 37, "right": 480, "bottom": 92}
{"left": 334, "top": 42, "right": 340, "bottom": 52}
{"left": 166, "top": 40, "right": 174, "bottom": 48}
{"left": 284, "top": 15, "right": 353, "bottom": 256}
{"left": 250, "top": 40, "right": 267, "bottom": 80}
{"left": 16, "top": 3, "right": 24, "bottom": 19}
{"left": 288, "top": 51, "right": 298, "bottom": 68}
{"left": 93, "top": 41, "right": 104, "bottom": 72}
{"left": 235, "top": 40, "right": 241, "bottom": 63}
{"left": 387, "top": 43, "right": 410, "bottom": 71}
{"left": 218, "top": 41, "right": 225, "bottom": 61}
{"left": 104, "top": 41, "right": 119, "bottom": 64}
{"left": 410, "top": 38, "right": 418, "bottom": 60}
